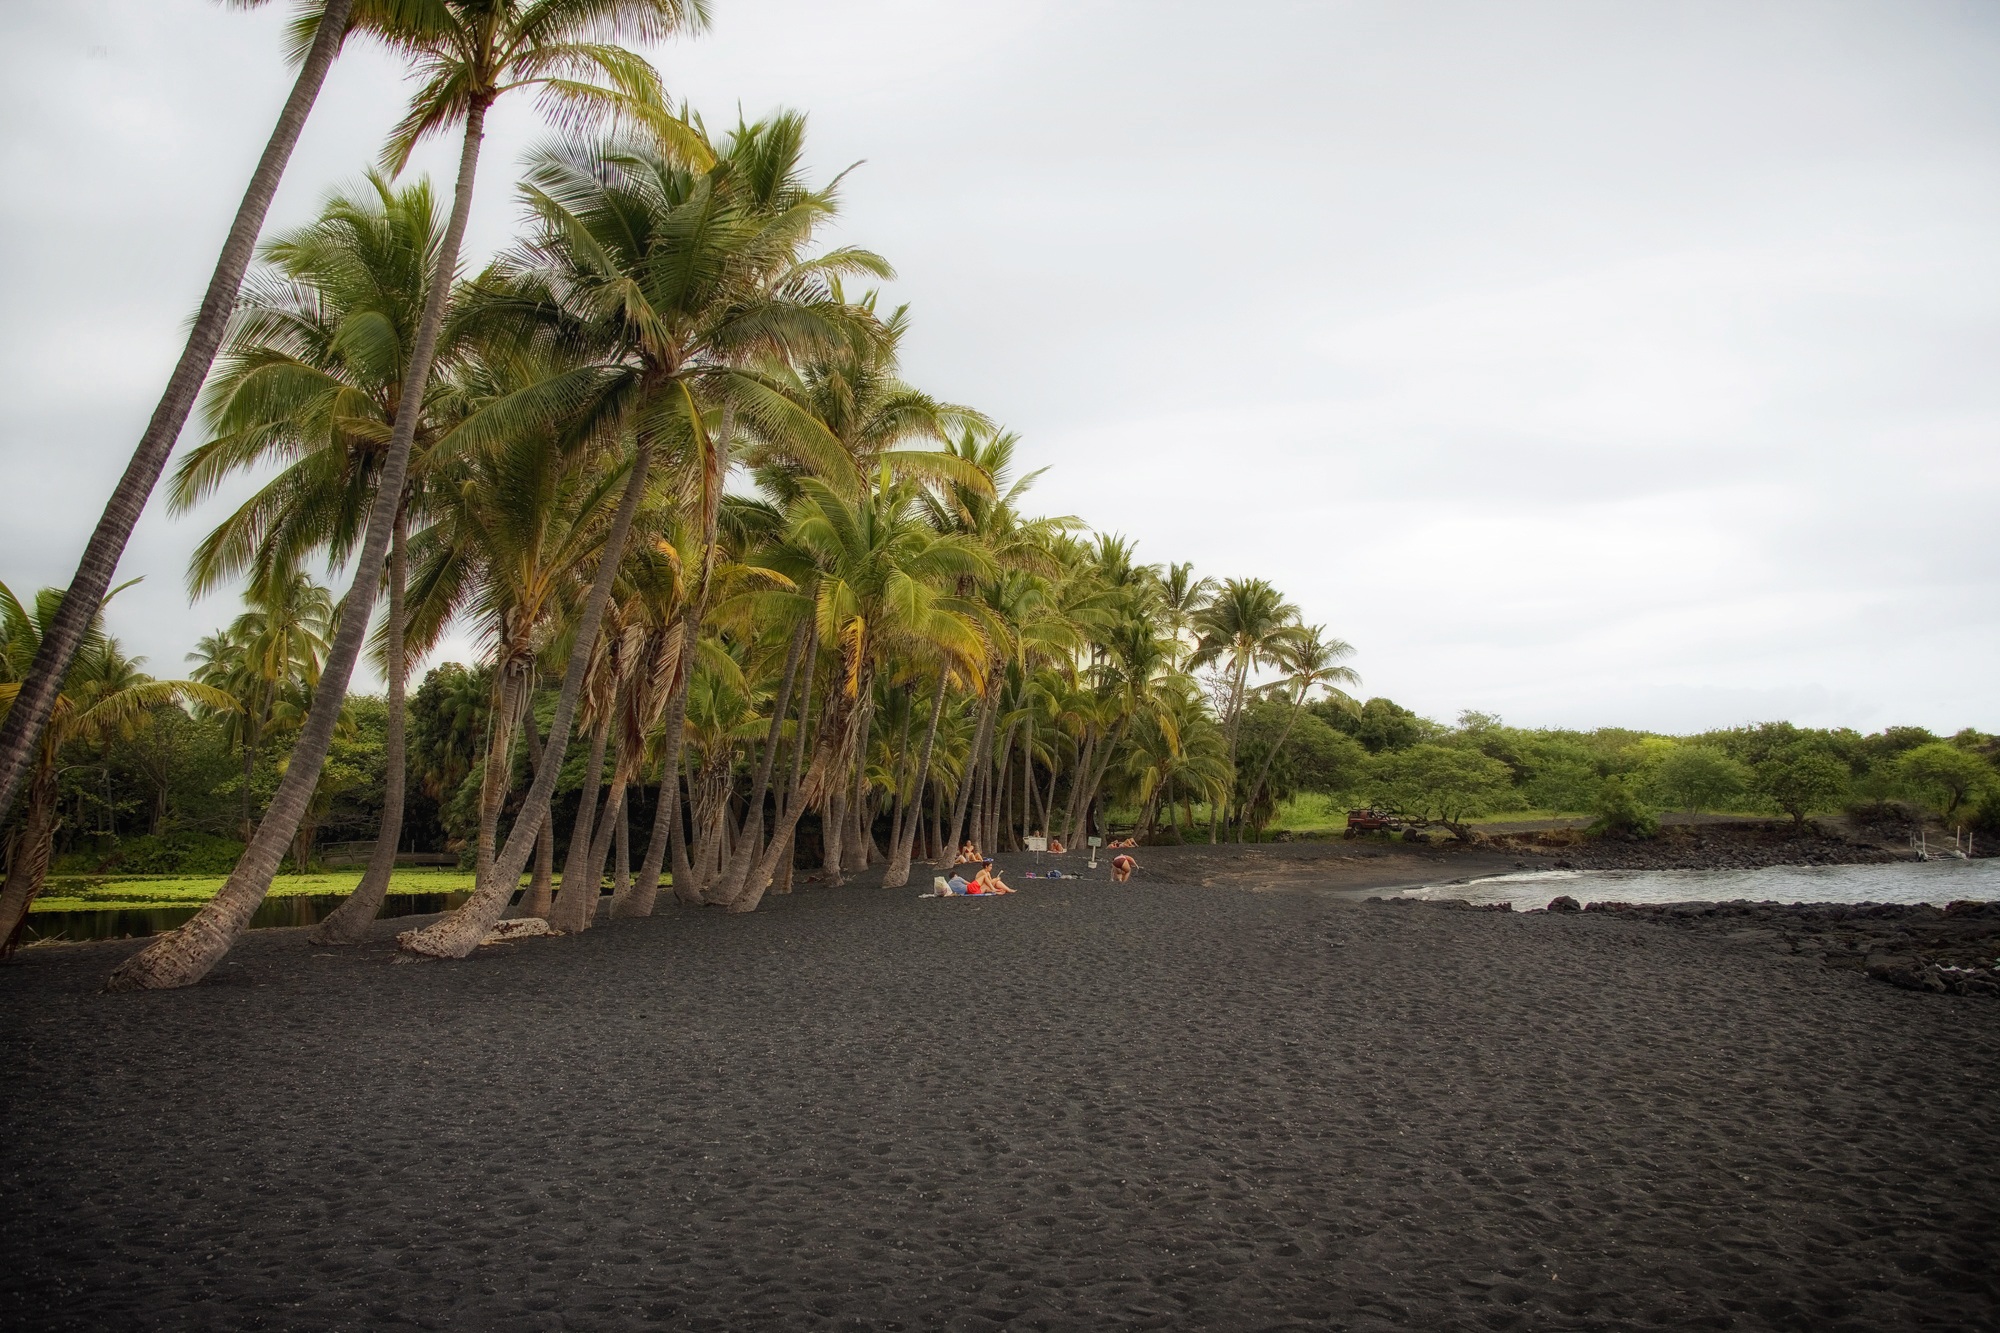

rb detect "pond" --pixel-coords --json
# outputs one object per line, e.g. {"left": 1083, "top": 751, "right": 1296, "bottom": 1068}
{"left": 22, "top": 890, "right": 534, "bottom": 945}
{"left": 1403, "top": 857, "right": 2000, "bottom": 912}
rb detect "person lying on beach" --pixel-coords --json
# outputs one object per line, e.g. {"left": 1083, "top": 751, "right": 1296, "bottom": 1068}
{"left": 1111, "top": 853, "right": 1136, "bottom": 883}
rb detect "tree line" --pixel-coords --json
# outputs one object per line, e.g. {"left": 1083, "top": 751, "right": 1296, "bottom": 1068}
{"left": 4, "top": 3, "right": 1994, "bottom": 989}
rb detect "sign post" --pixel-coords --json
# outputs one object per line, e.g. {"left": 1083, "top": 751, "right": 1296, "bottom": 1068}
{"left": 1087, "top": 835, "right": 1102, "bottom": 870}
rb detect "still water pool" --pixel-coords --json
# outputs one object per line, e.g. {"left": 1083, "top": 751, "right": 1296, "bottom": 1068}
{"left": 1407, "top": 857, "right": 2000, "bottom": 911}
{"left": 22, "top": 892, "right": 505, "bottom": 944}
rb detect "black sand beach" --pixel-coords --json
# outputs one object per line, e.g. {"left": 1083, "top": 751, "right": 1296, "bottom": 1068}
{"left": 3, "top": 845, "right": 1996, "bottom": 1331}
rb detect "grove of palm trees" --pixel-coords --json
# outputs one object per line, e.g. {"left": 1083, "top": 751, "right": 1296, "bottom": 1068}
{"left": 5, "top": 7, "right": 1998, "bottom": 1330}
{"left": 0, "top": 1, "right": 1393, "bottom": 985}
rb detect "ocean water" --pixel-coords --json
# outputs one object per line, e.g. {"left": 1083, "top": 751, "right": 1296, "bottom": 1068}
{"left": 1405, "top": 857, "right": 2000, "bottom": 911}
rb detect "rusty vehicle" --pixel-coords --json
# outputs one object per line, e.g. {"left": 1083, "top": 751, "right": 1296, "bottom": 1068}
{"left": 1343, "top": 807, "right": 1428, "bottom": 838}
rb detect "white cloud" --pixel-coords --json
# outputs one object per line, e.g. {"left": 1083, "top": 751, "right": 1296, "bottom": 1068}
{"left": 1, "top": 0, "right": 1995, "bottom": 732}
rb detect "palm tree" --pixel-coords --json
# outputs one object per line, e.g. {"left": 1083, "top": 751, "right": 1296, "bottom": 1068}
{"left": 1236, "top": 624, "right": 1359, "bottom": 840}
{"left": 0, "top": 584, "right": 233, "bottom": 951}
{"left": 401, "top": 366, "right": 630, "bottom": 894}
{"left": 1189, "top": 577, "right": 1301, "bottom": 841}
{"left": 167, "top": 172, "right": 470, "bottom": 942}
{"left": 1153, "top": 561, "right": 1215, "bottom": 669}
{"left": 0, "top": 0, "right": 358, "bottom": 842}
{"left": 108, "top": 0, "right": 704, "bottom": 990}
{"left": 721, "top": 475, "right": 994, "bottom": 912}
{"left": 187, "top": 566, "right": 336, "bottom": 838}
{"left": 919, "top": 429, "right": 1074, "bottom": 866}
{"left": 396, "top": 115, "right": 889, "bottom": 953}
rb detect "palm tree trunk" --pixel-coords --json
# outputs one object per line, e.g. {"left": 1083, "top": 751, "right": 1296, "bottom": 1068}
{"left": 846, "top": 696, "right": 876, "bottom": 874}
{"left": 107, "top": 95, "right": 490, "bottom": 992}
{"left": 1064, "top": 731, "right": 1098, "bottom": 844}
{"left": 0, "top": 0, "right": 356, "bottom": 841}
{"left": 612, "top": 792, "right": 631, "bottom": 902}
{"left": 516, "top": 703, "right": 555, "bottom": 919}
{"left": 548, "top": 715, "right": 611, "bottom": 934}
{"left": 396, "top": 437, "right": 652, "bottom": 959}
{"left": 0, "top": 772, "right": 58, "bottom": 956}
{"left": 473, "top": 664, "right": 529, "bottom": 887}
{"left": 310, "top": 512, "right": 408, "bottom": 944}
{"left": 581, "top": 765, "right": 630, "bottom": 918}
{"left": 712, "top": 618, "right": 808, "bottom": 903}
{"left": 722, "top": 659, "right": 865, "bottom": 914}
{"left": 883, "top": 670, "right": 948, "bottom": 888}
{"left": 670, "top": 746, "right": 698, "bottom": 903}
{"left": 942, "top": 684, "right": 997, "bottom": 863}
{"left": 822, "top": 771, "right": 849, "bottom": 885}
{"left": 1209, "top": 662, "right": 1251, "bottom": 844}
{"left": 1048, "top": 736, "right": 1064, "bottom": 832}
{"left": 612, "top": 746, "right": 671, "bottom": 919}
{"left": 764, "top": 649, "right": 816, "bottom": 897}
{"left": 523, "top": 810, "right": 556, "bottom": 919}
{"left": 1069, "top": 717, "right": 1130, "bottom": 848}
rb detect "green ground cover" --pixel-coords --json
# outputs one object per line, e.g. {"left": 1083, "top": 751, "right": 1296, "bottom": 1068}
{"left": 32, "top": 868, "right": 480, "bottom": 914}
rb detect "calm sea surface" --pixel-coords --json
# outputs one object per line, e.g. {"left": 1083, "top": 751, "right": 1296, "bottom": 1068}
{"left": 1405, "top": 857, "right": 2000, "bottom": 911}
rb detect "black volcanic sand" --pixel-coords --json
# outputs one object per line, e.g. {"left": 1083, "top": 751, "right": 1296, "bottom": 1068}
{"left": 4, "top": 846, "right": 1997, "bottom": 1331}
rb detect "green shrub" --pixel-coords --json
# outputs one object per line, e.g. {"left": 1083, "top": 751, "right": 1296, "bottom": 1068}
{"left": 1753, "top": 749, "right": 1850, "bottom": 830}
{"left": 53, "top": 831, "right": 247, "bottom": 876}
{"left": 1587, "top": 775, "right": 1658, "bottom": 839}
{"left": 1646, "top": 745, "right": 1750, "bottom": 813}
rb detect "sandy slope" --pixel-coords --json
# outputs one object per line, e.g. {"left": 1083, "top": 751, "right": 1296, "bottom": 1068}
{"left": 1, "top": 846, "right": 1994, "bottom": 1331}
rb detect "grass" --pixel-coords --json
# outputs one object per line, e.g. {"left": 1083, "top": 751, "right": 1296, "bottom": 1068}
{"left": 32, "top": 867, "right": 481, "bottom": 914}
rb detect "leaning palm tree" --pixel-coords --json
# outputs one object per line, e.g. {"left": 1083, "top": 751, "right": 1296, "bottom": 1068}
{"left": 0, "top": 0, "right": 358, "bottom": 843}
{"left": 167, "top": 173, "right": 470, "bottom": 941}
{"left": 108, "top": 0, "right": 706, "bottom": 991}
{"left": 0, "top": 583, "right": 233, "bottom": 951}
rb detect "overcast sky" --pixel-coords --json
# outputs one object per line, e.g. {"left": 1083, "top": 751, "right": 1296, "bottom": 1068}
{"left": 2, "top": 1, "right": 1995, "bottom": 733}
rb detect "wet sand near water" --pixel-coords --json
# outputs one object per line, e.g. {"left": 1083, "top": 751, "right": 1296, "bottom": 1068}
{"left": 2, "top": 844, "right": 1995, "bottom": 1331}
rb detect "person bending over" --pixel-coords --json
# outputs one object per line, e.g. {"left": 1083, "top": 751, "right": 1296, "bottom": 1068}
{"left": 1111, "top": 853, "right": 1137, "bottom": 883}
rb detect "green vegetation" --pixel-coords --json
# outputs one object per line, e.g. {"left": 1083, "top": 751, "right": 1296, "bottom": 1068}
{"left": 33, "top": 868, "right": 479, "bottom": 915}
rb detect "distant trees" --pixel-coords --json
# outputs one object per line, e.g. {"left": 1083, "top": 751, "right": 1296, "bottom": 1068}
{"left": 1368, "top": 744, "right": 1512, "bottom": 840}
{"left": 1647, "top": 746, "right": 1750, "bottom": 815}
{"left": 1893, "top": 742, "right": 1993, "bottom": 824}
{"left": 0, "top": 583, "right": 231, "bottom": 951}
{"left": 1752, "top": 750, "right": 1850, "bottom": 830}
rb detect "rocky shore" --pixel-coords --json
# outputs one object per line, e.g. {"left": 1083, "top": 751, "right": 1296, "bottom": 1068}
{"left": 1482, "top": 818, "right": 1911, "bottom": 873}
{"left": 1373, "top": 895, "right": 2000, "bottom": 998}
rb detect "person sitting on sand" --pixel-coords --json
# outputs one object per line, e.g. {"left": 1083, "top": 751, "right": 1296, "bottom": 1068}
{"left": 1110, "top": 853, "right": 1137, "bottom": 883}
{"left": 973, "top": 859, "right": 1015, "bottom": 895}
{"left": 1048, "top": 836, "right": 1066, "bottom": 854}
{"left": 958, "top": 838, "right": 980, "bottom": 863}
